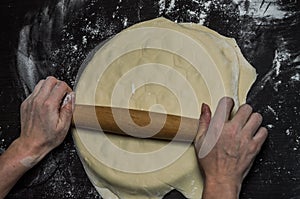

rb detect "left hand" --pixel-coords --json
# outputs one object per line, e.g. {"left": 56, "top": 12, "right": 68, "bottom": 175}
{"left": 18, "top": 76, "right": 75, "bottom": 166}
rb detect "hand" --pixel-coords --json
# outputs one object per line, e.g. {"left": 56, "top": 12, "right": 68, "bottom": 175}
{"left": 18, "top": 76, "right": 75, "bottom": 167}
{"left": 194, "top": 97, "right": 268, "bottom": 198}
{"left": 0, "top": 76, "right": 75, "bottom": 198}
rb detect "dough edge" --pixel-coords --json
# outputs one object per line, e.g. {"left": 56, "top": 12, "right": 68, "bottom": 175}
{"left": 72, "top": 17, "right": 256, "bottom": 199}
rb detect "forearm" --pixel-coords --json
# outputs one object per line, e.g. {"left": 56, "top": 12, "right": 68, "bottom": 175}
{"left": 202, "top": 178, "right": 240, "bottom": 199}
{"left": 0, "top": 138, "right": 44, "bottom": 199}
{"left": 0, "top": 77, "right": 74, "bottom": 199}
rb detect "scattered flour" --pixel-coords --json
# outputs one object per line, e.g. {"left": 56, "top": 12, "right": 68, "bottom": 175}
{"left": 291, "top": 73, "right": 300, "bottom": 81}
{"left": 233, "top": 0, "right": 287, "bottom": 19}
{"left": 12, "top": 0, "right": 299, "bottom": 197}
{"left": 267, "top": 105, "right": 277, "bottom": 116}
{"left": 158, "top": 0, "right": 212, "bottom": 25}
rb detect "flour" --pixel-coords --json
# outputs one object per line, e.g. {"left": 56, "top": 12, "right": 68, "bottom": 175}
{"left": 291, "top": 73, "right": 300, "bottom": 81}
{"left": 17, "top": 26, "right": 38, "bottom": 95}
{"left": 122, "top": 17, "right": 128, "bottom": 27}
{"left": 12, "top": 0, "right": 299, "bottom": 198}
{"left": 0, "top": 128, "right": 4, "bottom": 154}
{"left": 267, "top": 105, "right": 276, "bottom": 116}
{"left": 273, "top": 49, "right": 292, "bottom": 77}
{"left": 20, "top": 155, "right": 40, "bottom": 168}
{"left": 286, "top": 129, "right": 292, "bottom": 136}
{"left": 82, "top": 35, "right": 87, "bottom": 45}
{"left": 158, "top": 0, "right": 166, "bottom": 15}
{"left": 158, "top": 0, "right": 212, "bottom": 25}
{"left": 233, "top": 0, "right": 287, "bottom": 19}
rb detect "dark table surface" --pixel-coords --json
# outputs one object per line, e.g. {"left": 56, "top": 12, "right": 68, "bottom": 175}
{"left": 0, "top": 0, "right": 300, "bottom": 198}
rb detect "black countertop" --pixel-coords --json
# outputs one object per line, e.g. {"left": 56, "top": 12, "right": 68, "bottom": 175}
{"left": 0, "top": 0, "right": 300, "bottom": 198}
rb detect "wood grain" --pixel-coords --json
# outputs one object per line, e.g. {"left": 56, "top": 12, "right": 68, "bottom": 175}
{"left": 72, "top": 104, "right": 200, "bottom": 142}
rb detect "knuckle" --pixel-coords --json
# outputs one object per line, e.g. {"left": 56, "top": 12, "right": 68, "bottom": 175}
{"left": 253, "top": 112, "right": 263, "bottom": 122}
{"left": 223, "top": 126, "right": 236, "bottom": 140}
{"left": 243, "top": 104, "right": 253, "bottom": 113}
{"left": 46, "top": 76, "right": 58, "bottom": 84}
{"left": 222, "top": 96, "right": 234, "bottom": 107}
{"left": 59, "top": 81, "right": 69, "bottom": 90}
{"left": 64, "top": 106, "right": 73, "bottom": 115}
{"left": 55, "top": 80, "right": 70, "bottom": 91}
{"left": 47, "top": 76, "right": 56, "bottom": 80}
{"left": 43, "top": 99, "right": 53, "bottom": 109}
{"left": 227, "top": 122, "right": 239, "bottom": 133}
{"left": 38, "top": 79, "right": 45, "bottom": 85}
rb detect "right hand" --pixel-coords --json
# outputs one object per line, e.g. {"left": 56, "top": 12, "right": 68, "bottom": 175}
{"left": 194, "top": 97, "right": 268, "bottom": 193}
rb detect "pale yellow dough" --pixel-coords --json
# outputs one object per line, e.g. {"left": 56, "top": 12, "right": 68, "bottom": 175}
{"left": 72, "top": 18, "right": 256, "bottom": 199}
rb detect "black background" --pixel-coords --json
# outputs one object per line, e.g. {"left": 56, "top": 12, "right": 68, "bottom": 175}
{"left": 0, "top": 0, "right": 300, "bottom": 198}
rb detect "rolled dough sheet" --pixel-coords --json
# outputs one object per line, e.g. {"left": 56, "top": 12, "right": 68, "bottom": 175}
{"left": 72, "top": 17, "right": 256, "bottom": 199}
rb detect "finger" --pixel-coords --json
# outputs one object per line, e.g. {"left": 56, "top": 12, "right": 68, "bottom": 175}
{"left": 194, "top": 103, "right": 212, "bottom": 151}
{"left": 231, "top": 104, "right": 253, "bottom": 128}
{"left": 36, "top": 76, "right": 59, "bottom": 102}
{"left": 252, "top": 127, "right": 268, "bottom": 153}
{"left": 47, "top": 81, "right": 72, "bottom": 108}
{"left": 31, "top": 79, "right": 46, "bottom": 97}
{"left": 23, "top": 80, "right": 45, "bottom": 104}
{"left": 212, "top": 97, "right": 234, "bottom": 123}
{"left": 242, "top": 112, "right": 263, "bottom": 137}
{"left": 57, "top": 92, "right": 75, "bottom": 132}
{"left": 196, "top": 97, "right": 233, "bottom": 157}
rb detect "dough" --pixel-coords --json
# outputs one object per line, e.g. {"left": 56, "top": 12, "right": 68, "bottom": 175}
{"left": 72, "top": 18, "right": 256, "bottom": 199}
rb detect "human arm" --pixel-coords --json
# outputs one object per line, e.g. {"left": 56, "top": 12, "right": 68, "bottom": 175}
{"left": 194, "top": 97, "right": 268, "bottom": 199}
{"left": 0, "top": 77, "right": 75, "bottom": 199}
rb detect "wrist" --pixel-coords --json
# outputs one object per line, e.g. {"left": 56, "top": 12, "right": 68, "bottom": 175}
{"left": 206, "top": 176, "right": 241, "bottom": 185}
{"left": 203, "top": 176, "right": 241, "bottom": 199}
{"left": 12, "top": 137, "right": 49, "bottom": 168}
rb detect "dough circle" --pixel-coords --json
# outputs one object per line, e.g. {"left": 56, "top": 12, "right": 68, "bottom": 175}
{"left": 72, "top": 18, "right": 256, "bottom": 199}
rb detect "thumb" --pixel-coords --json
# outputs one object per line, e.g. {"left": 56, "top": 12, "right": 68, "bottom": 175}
{"left": 59, "top": 92, "right": 75, "bottom": 130}
{"left": 194, "top": 103, "right": 211, "bottom": 151}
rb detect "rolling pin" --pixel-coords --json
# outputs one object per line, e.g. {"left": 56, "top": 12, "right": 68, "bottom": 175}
{"left": 72, "top": 104, "right": 200, "bottom": 142}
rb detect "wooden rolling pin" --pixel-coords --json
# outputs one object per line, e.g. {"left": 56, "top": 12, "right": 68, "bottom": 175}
{"left": 72, "top": 104, "right": 200, "bottom": 142}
